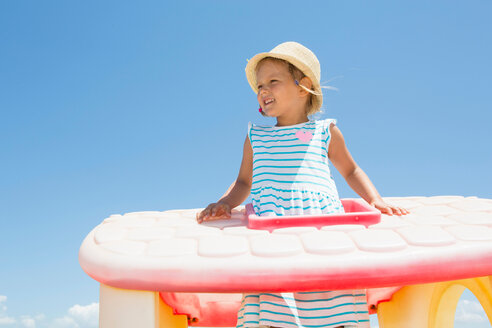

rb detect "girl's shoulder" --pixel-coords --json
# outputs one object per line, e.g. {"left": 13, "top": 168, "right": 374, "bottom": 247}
{"left": 247, "top": 122, "right": 272, "bottom": 140}
{"left": 315, "top": 118, "right": 338, "bottom": 131}
{"left": 316, "top": 118, "right": 338, "bottom": 125}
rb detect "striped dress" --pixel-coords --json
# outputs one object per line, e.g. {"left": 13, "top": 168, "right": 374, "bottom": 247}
{"left": 236, "top": 119, "right": 370, "bottom": 328}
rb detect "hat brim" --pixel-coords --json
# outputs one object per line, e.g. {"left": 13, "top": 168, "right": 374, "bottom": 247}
{"left": 245, "top": 52, "right": 322, "bottom": 114}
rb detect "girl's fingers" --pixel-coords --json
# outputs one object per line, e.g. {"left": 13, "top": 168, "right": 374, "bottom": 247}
{"left": 377, "top": 202, "right": 408, "bottom": 217}
{"left": 197, "top": 203, "right": 232, "bottom": 224}
{"left": 212, "top": 203, "right": 225, "bottom": 216}
{"left": 196, "top": 211, "right": 203, "bottom": 221}
{"left": 390, "top": 206, "right": 399, "bottom": 215}
{"left": 197, "top": 207, "right": 212, "bottom": 223}
{"left": 394, "top": 207, "right": 408, "bottom": 216}
{"left": 388, "top": 206, "right": 410, "bottom": 216}
{"left": 383, "top": 206, "right": 393, "bottom": 215}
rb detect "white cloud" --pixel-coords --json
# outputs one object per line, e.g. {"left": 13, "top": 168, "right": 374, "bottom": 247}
{"left": 0, "top": 295, "right": 7, "bottom": 314}
{"left": 67, "top": 303, "right": 98, "bottom": 327}
{"left": 51, "top": 316, "right": 78, "bottom": 328}
{"left": 20, "top": 316, "right": 36, "bottom": 328}
{"left": 0, "top": 296, "right": 16, "bottom": 326}
{"left": 51, "top": 303, "right": 98, "bottom": 328}
{"left": 0, "top": 295, "right": 97, "bottom": 328}
{"left": 0, "top": 316, "right": 16, "bottom": 325}
{"left": 455, "top": 299, "right": 486, "bottom": 323}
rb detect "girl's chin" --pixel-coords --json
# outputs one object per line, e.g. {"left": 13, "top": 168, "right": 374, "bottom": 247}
{"left": 261, "top": 108, "right": 275, "bottom": 117}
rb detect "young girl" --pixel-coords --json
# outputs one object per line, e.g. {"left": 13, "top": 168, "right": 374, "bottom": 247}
{"left": 197, "top": 41, "right": 409, "bottom": 328}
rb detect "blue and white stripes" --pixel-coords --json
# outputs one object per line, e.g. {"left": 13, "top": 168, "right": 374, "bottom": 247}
{"left": 237, "top": 119, "right": 370, "bottom": 327}
{"left": 236, "top": 291, "right": 370, "bottom": 328}
{"left": 248, "top": 119, "right": 344, "bottom": 217}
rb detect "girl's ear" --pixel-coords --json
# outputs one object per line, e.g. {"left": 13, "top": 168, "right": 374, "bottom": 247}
{"left": 298, "top": 76, "right": 313, "bottom": 97}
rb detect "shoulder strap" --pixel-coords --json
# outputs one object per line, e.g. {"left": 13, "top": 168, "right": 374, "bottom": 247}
{"left": 247, "top": 121, "right": 253, "bottom": 142}
{"left": 323, "top": 118, "right": 338, "bottom": 151}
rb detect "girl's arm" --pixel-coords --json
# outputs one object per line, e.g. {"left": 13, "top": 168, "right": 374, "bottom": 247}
{"left": 197, "top": 135, "right": 253, "bottom": 223}
{"left": 328, "top": 124, "right": 409, "bottom": 216}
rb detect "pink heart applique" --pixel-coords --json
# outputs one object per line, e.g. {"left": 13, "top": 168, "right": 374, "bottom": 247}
{"left": 295, "top": 130, "right": 313, "bottom": 142}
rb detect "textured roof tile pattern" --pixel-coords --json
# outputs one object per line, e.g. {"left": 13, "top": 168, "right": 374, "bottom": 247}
{"left": 79, "top": 196, "right": 492, "bottom": 293}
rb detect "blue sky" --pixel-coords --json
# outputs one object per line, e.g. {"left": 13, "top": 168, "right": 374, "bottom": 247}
{"left": 0, "top": 1, "right": 491, "bottom": 327}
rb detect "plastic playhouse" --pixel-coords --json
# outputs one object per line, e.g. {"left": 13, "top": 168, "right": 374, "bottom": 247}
{"left": 79, "top": 196, "right": 492, "bottom": 327}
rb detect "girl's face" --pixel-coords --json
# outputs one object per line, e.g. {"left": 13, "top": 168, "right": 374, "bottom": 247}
{"left": 256, "top": 60, "right": 306, "bottom": 120}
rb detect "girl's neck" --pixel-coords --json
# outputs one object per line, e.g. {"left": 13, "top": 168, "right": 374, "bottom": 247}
{"left": 275, "top": 113, "right": 309, "bottom": 127}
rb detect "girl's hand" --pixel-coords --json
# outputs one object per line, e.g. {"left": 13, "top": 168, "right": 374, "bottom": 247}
{"left": 370, "top": 199, "right": 410, "bottom": 216}
{"left": 196, "top": 202, "right": 232, "bottom": 223}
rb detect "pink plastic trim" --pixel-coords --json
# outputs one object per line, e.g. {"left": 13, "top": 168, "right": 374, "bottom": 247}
{"left": 159, "top": 287, "right": 402, "bottom": 326}
{"left": 247, "top": 199, "right": 381, "bottom": 231}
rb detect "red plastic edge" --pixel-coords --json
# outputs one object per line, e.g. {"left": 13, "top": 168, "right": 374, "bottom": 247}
{"left": 247, "top": 198, "right": 381, "bottom": 231}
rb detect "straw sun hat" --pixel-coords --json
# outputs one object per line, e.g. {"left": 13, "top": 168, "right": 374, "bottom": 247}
{"left": 245, "top": 41, "right": 323, "bottom": 115}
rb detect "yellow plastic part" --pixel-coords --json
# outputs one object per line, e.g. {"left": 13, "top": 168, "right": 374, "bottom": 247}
{"left": 377, "top": 276, "right": 492, "bottom": 328}
{"left": 99, "top": 284, "right": 188, "bottom": 328}
{"left": 157, "top": 292, "right": 188, "bottom": 328}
